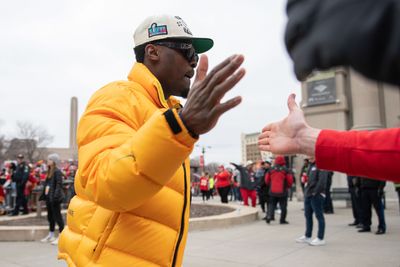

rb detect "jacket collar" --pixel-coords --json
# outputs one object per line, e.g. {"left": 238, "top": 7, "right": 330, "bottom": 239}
{"left": 127, "top": 63, "right": 181, "bottom": 109}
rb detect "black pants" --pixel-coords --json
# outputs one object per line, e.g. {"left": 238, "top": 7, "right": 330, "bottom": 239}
{"left": 13, "top": 186, "right": 28, "bottom": 215}
{"left": 258, "top": 188, "right": 268, "bottom": 213}
{"left": 46, "top": 201, "right": 64, "bottom": 232}
{"left": 360, "top": 188, "right": 386, "bottom": 231}
{"left": 289, "top": 186, "right": 295, "bottom": 201}
{"left": 397, "top": 190, "right": 400, "bottom": 214}
{"left": 349, "top": 187, "right": 361, "bottom": 224}
{"left": 268, "top": 196, "right": 287, "bottom": 222}
{"left": 324, "top": 179, "right": 334, "bottom": 213}
{"left": 209, "top": 188, "right": 214, "bottom": 199}
{"left": 218, "top": 186, "right": 231, "bottom": 203}
{"left": 201, "top": 190, "right": 209, "bottom": 201}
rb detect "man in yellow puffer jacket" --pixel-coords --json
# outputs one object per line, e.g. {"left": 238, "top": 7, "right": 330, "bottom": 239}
{"left": 58, "top": 14, "right": 245, "bottom": 267}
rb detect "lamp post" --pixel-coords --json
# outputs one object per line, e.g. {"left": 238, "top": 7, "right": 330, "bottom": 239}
{"left": 196, "top": 145, "right": 211, "bottom": 172}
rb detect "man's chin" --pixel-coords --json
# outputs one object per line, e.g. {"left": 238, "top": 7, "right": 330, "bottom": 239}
{"left": 180, "top": 88, "right": 189, "bottom": 99}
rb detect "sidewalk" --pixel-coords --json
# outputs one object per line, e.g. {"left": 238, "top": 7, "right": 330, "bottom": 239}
{"left": 0, "top": 197, "right": 399, "bottom": 267}
{"left": 184, "top": 197, "right": 400, "bottom": 267}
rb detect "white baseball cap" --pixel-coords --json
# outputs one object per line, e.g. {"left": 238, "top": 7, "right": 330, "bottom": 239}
{"left": 246, "top": 160, "right": 254, "bottom": 166}
{"left": 134, "top": 15, "right": 214, "bottom": 53}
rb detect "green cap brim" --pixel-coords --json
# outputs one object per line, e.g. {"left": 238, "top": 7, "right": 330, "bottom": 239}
{"left": 192, "top": 38, "right": 214, "bottom": 54}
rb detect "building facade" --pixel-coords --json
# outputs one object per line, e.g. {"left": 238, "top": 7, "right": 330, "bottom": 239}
{"left": 241, "top": 132, "right": 273, "bottom": 164}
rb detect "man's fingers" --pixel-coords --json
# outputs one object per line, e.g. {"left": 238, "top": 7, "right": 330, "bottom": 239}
{"left": 258, "top": 138, "right": 270, "bottom": 146}
{"left": 209, "top": 68, "right": 246, "bottom": 103}
{"left": 287, "top": 93, "right": 299, "bottom": 112}
{"left": 258, "top": 132, "right": 270, "bottom": 145}
{"left": 206, "top": 55, "right": 245, "bottom": 90}
{"left": 211, "top": 96, "right": 242, "bottom": 118}
{"left": 200, "top": 55, "right": 236, "bottom": 87}
{"left": 194, "top": 54, "right": 209, "bottom": 83}
{"left": 262, "top": 123, "right": 273, "bottom": 132}
{"left": 258, "top": 144, "right": 271, "bottom": 152}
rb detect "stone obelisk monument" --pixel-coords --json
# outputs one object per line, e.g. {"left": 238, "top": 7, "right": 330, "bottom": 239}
{"left": 70, "top": 97, "right": 78, "bottom": 160}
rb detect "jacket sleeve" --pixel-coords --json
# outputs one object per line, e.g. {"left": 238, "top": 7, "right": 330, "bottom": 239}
{"left": 75, "top": 83, "right": 197, "bottom": 212}
{"left": 285, "top": 0, "right": 400, "bottom": 85}
{"left": 52, "top": 170, "right": 64, "bottom": 202}
{"left": 315, "top": 128, "right": 400, "bottom": 182}
{"left": 315, "top": 170, "right": 328, "bottom": 195}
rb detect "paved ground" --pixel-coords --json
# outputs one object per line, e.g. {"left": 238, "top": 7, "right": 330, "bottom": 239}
{"left": 0, "top": 197, "right": 399, "bottom": 267}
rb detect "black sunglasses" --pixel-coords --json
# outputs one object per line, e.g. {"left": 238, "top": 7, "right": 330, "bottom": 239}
{"left": 153, "top": 41, "right": 199, "bottom": 64}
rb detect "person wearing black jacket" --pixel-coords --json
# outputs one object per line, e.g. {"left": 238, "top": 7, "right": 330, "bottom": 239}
{"left": 231, "top": 162, "right": 258, "bottom": 207}
{"left": 11, "top": 154, "right": 30, "bottom": 216}
{"left": 40, "top": 153, "right": 65, "bottom": 245}
{"left": 358, "top": 177, "right": 386, "bottom": 235}
{"left": 255, "top": 161, "right": 271, "bottom": 217}
{"left": 296, "top": 159, "right": 328, "bottom": 246}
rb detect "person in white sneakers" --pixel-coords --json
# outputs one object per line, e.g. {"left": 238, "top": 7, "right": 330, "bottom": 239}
{"left": 39, "top": 153, "right": 65, "bottom": 245}
{"left": 296, "top": 158, "right": 328, "bottom": 246}
{"left": 41, "top": 231, "right": 56, "bottom": 243}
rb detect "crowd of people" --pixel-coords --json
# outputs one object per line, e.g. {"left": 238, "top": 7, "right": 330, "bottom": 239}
{"left": 193, "top": 155, "right": 399, "bottom": 246}
{"left": 0, "top": 154, "right": 77, "bottom": 217}
{"left": 1, "top": 151, "right": 398, "bottom": 250}
{"left": 195, "top": 158, "right": 294, "bottom": 223}
{"left": 0, "top": 153, "right": 77, "bottom": 245}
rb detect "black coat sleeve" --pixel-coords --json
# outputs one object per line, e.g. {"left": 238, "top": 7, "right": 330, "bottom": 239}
{"left": 51, "top": 170, "right": 64, "bottom": 203}
{"left": 315, "top": 170, "right": 328, "bottom": 195}
{"left": 285, "top": 0, "right": 400, "bottom": 85}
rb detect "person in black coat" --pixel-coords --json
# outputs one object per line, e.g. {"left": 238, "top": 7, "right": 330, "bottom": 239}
{"left": 11, "top": 154, "right": 30, "bottom": 216}
{"left": 358, "top": 177, "right": 386, "bottom": 235}
{"left": 296, "top": 158, "right": 328, "bottom": 246}
{"left": 256, "top": 161, "right": 271, "bottom": 217}
{"left": 40, "top": 153, "right": 65, "bottom": 245}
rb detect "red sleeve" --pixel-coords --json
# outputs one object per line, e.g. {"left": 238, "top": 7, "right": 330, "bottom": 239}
{"left": 286, "top": 173, "right": 293, "bottom": 188}
{"left": 315, "top": 128, "right": 400, "bottom": 182}
{"left": 28, "top": 174, "right": 37, "bottom": 183}
{"left": 265, "top": 172, "right": 270, "bottom": 185}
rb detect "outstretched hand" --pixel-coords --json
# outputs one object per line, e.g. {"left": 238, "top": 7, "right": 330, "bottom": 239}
{"left": 180, "top": 54, "right": 246, "bottom": 136}
{"left": 258, "top": 94, "right": 320, "bottom": 156}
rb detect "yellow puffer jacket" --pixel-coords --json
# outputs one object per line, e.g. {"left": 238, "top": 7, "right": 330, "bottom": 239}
{"left": 58, "top": 63, "right": 197, "bottom": 267}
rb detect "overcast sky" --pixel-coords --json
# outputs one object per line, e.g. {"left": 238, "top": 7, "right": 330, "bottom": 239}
{"left": 0, "top": 0, "right": 300, "bottom": 165}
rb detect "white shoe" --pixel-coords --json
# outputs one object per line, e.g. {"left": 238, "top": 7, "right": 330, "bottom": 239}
{"left": 51, "top": 237, "right": 59, "bottom": 245}
{"left": 309, "top": 238, "right": 326, "bottom": 246}
{"left": 40, "top": 234, "right": 55, "bottom": 243}
{"left": 296, "top": 235, "right": 311, "bottom": 244}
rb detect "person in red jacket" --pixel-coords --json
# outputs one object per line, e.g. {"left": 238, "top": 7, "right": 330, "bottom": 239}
{"left": 25, "top": 168, "right": 38, "bottom": 212}
{"left": 259, "top": 0, "right": 400, "bottom": 183}
{"left": 199, "top": 172, "right": 210, "bottom": 202}
{"left": 265, "top": 156, "right": 293, "bottom": 224}
{"left": 215, "top": 165, "right": 232, "bottom": 203}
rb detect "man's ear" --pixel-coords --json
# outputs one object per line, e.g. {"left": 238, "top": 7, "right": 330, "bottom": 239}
{"left": 145, "top": 44, "right": 160, "bottom": 62}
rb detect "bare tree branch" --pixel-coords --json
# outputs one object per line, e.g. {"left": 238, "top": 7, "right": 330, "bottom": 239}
{"left": 5, "top": 121, "right": 54, "bottom": 162}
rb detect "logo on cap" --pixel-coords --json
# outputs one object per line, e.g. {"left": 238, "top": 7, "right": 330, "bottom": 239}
{"left": 148, "top": 23, "right": 168, "bottom": 38}
{"left": 175, "top": 16, "right": 192, "bottom": 36}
